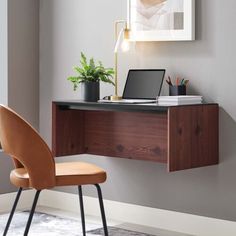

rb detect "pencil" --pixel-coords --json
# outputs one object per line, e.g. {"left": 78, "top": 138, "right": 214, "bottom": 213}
{"left": 176, "top": 77, "right": 179, "bottom": 86}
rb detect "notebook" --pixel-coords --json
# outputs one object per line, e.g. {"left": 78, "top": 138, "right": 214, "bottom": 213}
{"left": 157, "top": 96, "right": 203, "bottom": 106}
{"left": 99, "top": 69, "right": 165, "bottom": 104}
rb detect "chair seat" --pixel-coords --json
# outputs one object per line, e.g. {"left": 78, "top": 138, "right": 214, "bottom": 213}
{"left": 10, "top": 162, "right": 107, "bottom": 189}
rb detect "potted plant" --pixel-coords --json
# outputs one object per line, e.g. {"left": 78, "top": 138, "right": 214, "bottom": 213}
{"left": 67, "top": 52, "right": 115, "bottom": 102}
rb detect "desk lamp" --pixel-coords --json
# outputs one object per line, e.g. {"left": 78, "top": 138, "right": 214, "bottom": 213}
{"left": 111, "top": 20, "right": 131, "bottom": 101}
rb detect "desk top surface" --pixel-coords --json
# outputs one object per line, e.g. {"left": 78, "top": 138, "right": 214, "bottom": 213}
{"left": 54, "top": 100, "right": 218, "bottom": 113}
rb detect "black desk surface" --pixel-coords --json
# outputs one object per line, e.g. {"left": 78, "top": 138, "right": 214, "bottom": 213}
{"left": 54, "top": 100, "right": 217, "bottom": 113}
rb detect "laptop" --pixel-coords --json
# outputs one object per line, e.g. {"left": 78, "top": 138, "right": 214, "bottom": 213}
{"left": 99, "top": 69, "right": 165, "bottom": 104}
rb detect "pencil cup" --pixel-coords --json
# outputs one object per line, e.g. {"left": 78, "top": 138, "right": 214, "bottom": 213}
{"left": 169, "top": 85, "right": 186, "bottom": 96}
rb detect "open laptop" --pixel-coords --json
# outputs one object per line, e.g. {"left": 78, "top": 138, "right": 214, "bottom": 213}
{"left": 99, "top": 69, "right": 165, "bottom": 104}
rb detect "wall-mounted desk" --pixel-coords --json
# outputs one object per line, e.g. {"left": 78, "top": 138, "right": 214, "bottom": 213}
{"left": 52, "top": 101, "right": 219, "bottom": 172}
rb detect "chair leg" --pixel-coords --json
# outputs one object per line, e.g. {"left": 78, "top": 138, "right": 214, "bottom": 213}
{"left": 94, "top": 184, "right": 108, "bottom": 236}
{"left": 23, "top": 190, "right": 41, "bottom": 236}
{"left": 3, "top": 187, "right": 23, "bottom": 236}
{"left": 78, "top": 186, "right": 86, "bottom": 236}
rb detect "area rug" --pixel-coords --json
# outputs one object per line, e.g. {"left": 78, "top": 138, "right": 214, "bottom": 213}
{"left": 88, "top": 227, "right": 154, "bottom": 236}
{"left": 0, "top": 211, "right": 154, "bottom": 236}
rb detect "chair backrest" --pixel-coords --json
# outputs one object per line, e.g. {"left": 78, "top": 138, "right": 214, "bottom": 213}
{"left": 0, "top": 105, "right": 55, "bottom": 190}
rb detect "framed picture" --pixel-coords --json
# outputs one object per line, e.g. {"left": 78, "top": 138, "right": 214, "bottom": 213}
{"left": 128, "top": 0, "right": 195, "bottom": 41}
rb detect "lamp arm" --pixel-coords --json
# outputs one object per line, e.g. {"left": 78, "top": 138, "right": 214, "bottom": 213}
{"left": 114, "top": 29, "right": 124, "bottom": 53}
{"left": 115, "top": 20, "right": 128, "bottom": 38}
{"left": 113, "top": 20, "right": 128, "bottom": 99}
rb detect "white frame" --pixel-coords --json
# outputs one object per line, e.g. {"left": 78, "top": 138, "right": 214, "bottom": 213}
{"left": 128, "top": 0, "right": 195, "bottom": 41}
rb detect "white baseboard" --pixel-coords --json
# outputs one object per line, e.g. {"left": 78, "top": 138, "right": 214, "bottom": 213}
{"left": 0, "top": 190, "right": 34, "bottom": 213}
{"left": 1, "top": 189, "right": 236, "bottom": 236}
{"left": 39, "top": 190, "right": 236, "bottom": 236}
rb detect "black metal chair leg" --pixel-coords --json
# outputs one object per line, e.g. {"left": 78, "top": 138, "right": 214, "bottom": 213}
{"left": 78, "top": 186, "right": 86, "bottom": 236}
{"left": 23, "top": 190, "right": 41, "bottom": 236}
{"left": 3, "top": 188, "right": 23, "bottom": 236}
{"left": 95, "top": 184, "right": 108, "bottom": 236}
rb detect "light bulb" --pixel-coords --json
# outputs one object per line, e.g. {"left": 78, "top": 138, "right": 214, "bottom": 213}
{"left": 121, "top": 39, "right": 130, "bottom": 52}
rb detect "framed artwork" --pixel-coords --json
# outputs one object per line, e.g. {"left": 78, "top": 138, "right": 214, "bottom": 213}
{"left": 128, "top": 0, "right": 195, "bottom": 41}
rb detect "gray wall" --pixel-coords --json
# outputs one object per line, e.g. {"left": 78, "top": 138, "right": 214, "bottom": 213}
{"left": 0, "top": 0, "right": 39, "bottom": 194}
{"left": 40, "top": 0, "right": 236, "bottom": 221}
{"left": 8, "top": 0, "right": 39, "bottom": 127}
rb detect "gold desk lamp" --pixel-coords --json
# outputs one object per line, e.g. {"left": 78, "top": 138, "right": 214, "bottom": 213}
{"left": 110, "top": 20, "right": 131, "bottom": 101}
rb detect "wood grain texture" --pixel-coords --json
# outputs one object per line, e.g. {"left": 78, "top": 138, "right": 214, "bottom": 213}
{"left": 168, "top": 104, "right": 219, "bottom": 172}
{"left": 84, "top": 111, "right": 168, "bottom": 163}
{"left": 52, "top": 102, "right": 219, "bottom": 172}
{"left": 52, "top": 103, "right": 85, "bottom": 157}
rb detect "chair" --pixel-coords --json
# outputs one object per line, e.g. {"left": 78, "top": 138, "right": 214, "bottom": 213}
{"left": 0, "top": 105, "right": 108, "bottom": 236}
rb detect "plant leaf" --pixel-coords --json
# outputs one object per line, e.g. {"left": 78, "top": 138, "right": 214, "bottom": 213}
{"left": 73, "top": 66, "right": 84, "bottom": 75}
{"left": 89, "top": 58, "right": 95, "bottom": 69}
{"left": 67, "top": 52, "right": 115, "bottom": 88}
{"left": 80, "top": 52, "right": 88, "bottom": 69}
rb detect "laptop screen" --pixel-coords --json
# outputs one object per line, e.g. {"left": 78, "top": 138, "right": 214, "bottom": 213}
{"left": 122, "top": 69, "right": 165, "bottom": 99}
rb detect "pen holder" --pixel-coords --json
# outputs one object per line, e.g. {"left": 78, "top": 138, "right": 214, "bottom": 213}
{"left": 169, "top": 85, "right": 186, "bottom": 96}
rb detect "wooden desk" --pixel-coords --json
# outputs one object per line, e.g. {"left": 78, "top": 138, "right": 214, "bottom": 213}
{"left": 52, "top": 101, "right": 219, "bottom": 172}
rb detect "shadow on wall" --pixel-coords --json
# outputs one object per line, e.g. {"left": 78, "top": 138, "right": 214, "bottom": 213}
{"left": 219, "top": 108, "right": 236, "bottom": 163}
{"left": 0, "top": 153, "right": 16, "bottom": 194}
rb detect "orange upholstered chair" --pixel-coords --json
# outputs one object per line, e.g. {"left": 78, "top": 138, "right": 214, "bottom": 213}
{"left": 0, "top": 105, "right": 108, "bottom": 236}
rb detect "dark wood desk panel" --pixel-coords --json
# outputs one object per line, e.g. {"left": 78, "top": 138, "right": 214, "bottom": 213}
{"left": 52, "top": 101, "right": 219, "bottom": 172}
{"left": 52, "top": 104, "right": 85, "bottom": 157}
{"left": 168, "top": 105, "right": 219, "bottom": 171}
{"left": 84, "top": 111, "right": 167, "bottom": 162}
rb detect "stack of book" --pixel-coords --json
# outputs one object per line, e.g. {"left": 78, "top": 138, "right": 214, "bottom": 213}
{"left": 157, "top": 96, "right": 203, "bottom": 106}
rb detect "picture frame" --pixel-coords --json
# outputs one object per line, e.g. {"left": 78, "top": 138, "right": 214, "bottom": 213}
{"left": 128, "top": 0, "right": 195, "bottom": 41}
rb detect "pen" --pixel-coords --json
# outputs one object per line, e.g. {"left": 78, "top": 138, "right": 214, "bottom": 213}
{"left": 166, "top": 80, "right": 171, "bottom": 86}
{"left": 167, "top": 76, "right": 173, "bottom": 86}
{"left": 176, "top": 77, "right": 179, "bottom": 86}
{"left": 180, "top": 78, "right": 185, "bottom": 85}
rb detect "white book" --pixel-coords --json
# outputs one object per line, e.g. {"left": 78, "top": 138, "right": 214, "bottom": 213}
{"left": 157, "top": 96, "right": 203, "bottom": 106}
{"left": 158, "top": 100, "right": 203, "bottom": 106}
{"left": 157, "top": 96, "right": 202, "bottom": 102}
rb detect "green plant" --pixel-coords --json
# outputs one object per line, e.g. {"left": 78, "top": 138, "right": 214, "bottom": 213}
{"left": 67, "top": 52, "right": 115, "bottom": 91}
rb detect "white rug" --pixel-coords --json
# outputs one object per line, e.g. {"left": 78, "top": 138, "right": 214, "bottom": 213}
{"left": 88, "top": 227, "right": 154, "bottom": 236}
{"left": 0, "top": 211, "right": 100, "bottom": 236}
{"left": 0, "top": 211, "right": 155, "bottom": 236}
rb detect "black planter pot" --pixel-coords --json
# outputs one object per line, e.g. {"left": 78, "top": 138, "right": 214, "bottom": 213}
{"left": 81, "top": 81, "right": 100, "bottom": 102}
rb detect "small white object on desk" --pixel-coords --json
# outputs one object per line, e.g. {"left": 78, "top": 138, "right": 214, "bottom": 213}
{"left": 157, "top": 96, "right": 203, "bottom": 106}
